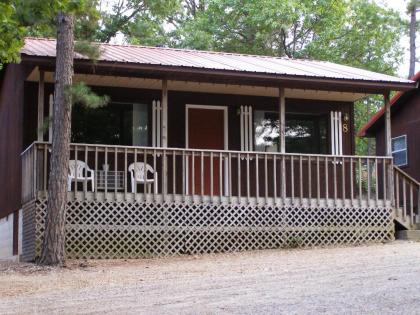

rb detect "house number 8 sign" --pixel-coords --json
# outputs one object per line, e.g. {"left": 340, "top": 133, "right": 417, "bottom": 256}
{"left": 343, "top": 124, "right": 349, "bottom": 133}
{"left": 343, "top": 113, "right": 349, "bottom": 134}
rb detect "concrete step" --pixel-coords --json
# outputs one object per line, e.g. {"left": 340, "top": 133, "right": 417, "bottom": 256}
{"left": 396, "top": 230, "right": 420, "bottom": 241}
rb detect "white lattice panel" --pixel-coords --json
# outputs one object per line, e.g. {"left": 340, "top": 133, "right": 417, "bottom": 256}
{"left": 27, "top": 198, "right": 394, "bottom": 260}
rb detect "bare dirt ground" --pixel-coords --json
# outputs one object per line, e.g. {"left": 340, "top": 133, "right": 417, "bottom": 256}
{"left": 1, "top": 241, "right": 420, "bottom": 315}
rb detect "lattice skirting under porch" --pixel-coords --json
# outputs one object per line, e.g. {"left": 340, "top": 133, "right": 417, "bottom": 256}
{"left": 21, "top": 198, "right": 395, "bottom": 260}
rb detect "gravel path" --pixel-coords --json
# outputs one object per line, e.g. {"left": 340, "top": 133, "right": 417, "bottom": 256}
{"left": 1, "top": 241, "right": 420, "bottom": 314}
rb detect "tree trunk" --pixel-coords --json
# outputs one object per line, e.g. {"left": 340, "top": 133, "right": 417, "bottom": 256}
{"left": 39, "top": 12, "right": 74, "bottom": 266}
{"left": 409, "top": 3, "right": 416, "bottom": 78}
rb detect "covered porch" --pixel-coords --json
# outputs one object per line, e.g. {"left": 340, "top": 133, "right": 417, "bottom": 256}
{"left": 20, "top": 68, "right": 396, "bottom": 260}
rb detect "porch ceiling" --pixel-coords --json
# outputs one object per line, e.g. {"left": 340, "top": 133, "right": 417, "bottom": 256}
{"left": 26, "top": 70, "right": 368, "bottom": 102}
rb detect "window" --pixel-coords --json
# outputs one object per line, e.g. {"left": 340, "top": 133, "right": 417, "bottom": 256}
{"left": 254, "top": 111, "right": 279, "bottom": 152}
{"left": 391, "top": 135, "right": 407, "bottom": 166}
{"left": 254, "top": 111, "right": 328, "bottom": 154}
{"left": 132, "top": 103, "right": 149, "bottom": 146}
{"left": 286, "top": 114, "right": 328, "bottom": 154}
{"left": 72, "top": 102, "right": 149, "bottom": 146}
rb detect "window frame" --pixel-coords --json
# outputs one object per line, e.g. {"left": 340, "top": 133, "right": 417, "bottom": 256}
{"left": 391, "top": 135, "right": 408, "bottom": 167}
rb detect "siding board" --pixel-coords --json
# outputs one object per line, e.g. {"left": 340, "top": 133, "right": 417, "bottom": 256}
{"left": 0, "top": 64, "right": 33, "bottom": 219}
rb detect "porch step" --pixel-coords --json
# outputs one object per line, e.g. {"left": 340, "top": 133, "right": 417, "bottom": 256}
{"left": 394, "top": 215, "right": 412, "bottom": 231}
{"left": 396, "top": 230, "right": 420, "bottom": 241}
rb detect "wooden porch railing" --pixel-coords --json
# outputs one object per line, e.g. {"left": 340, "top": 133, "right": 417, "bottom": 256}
{"left": 394, "top": 166, "right": 420, "bottom": 228}
{"left": 21, "top": 143, "right": 39, "bottom": 204}
{"left": 21, "top": 142, "right": 394, "bottom": 207}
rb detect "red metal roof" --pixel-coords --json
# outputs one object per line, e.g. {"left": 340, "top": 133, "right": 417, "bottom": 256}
{"left": 22, "top": 38, "right": 414, "bottom": 86}
{"left": 357, "top": 71, "right": 420, "bottom": 137}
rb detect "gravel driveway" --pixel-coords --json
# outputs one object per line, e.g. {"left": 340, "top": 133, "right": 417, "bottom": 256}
{"left": 1, "top": 241, "right": 420, "bottom": 314}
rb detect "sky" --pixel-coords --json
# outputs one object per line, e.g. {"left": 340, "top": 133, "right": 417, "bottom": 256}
{"left": 378, "top": 0, "right": 417, "bottom": 77}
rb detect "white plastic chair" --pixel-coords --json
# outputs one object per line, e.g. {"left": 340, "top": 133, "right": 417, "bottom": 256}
{"left": 128, "top": 162, "right": 158, "bottom": 194}
{"left": 68, "top": 160, "right": 95, "bottom": 192}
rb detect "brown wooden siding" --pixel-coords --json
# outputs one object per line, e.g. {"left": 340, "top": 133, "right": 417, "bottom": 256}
{"left": 23, "top": 82, "right": 40, "bottom": 148}
{"left": 0, "top": 64, "right": 33, "bottom": 219}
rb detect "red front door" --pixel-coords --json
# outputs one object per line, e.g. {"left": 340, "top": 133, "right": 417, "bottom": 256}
{"left": 187, "top": 107, "right": 225, "bottom": 195}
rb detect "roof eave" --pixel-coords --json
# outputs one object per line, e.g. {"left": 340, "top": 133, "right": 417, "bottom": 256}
{"left": 21, "top": 55, "right": 418, "bottom": 94}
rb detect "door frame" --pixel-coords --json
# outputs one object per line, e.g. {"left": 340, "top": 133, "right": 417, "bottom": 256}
{"left": 185, "top": 104, "right": 229, "bottom": 150}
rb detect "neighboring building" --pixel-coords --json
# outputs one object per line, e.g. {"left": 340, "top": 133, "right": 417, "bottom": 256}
{"left": 0, "top": 38, "right": 417, "bottom": 260}
{"left": 359, "top": 72, "right": 420, "bottom": 181}
{"left": 359, "top": 71, "right": 420, "bottom": 233}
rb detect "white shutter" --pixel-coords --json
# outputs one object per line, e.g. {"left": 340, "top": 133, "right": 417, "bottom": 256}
{"left": 240, "top": 106, "right": 253, "bottom": 151}
{"left": 330, "top": 111, "right": 343, "bottom": 155}
{"left": 152, "top": 100, "right": 162, "bottom": 147}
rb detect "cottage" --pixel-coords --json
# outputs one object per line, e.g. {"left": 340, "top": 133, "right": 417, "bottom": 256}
{"left": 359, "top": 71, "right": 420, "bottom": 235}
{"left": 0, "top": 38, "right": 417, "bottom": 260}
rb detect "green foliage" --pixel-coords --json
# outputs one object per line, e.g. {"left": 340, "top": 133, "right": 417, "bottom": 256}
{"left": 15, "top": 0, "right": 101, "bottom": 38}
{"left": 68, "top": 82, "right": 109, "bottom": 109}
{"left": 166, "top": 0, "right": 404, "bottom": 71}
{"left": 0, "top": 2, "right": 26, "bottom": 67}
{"left": 354, "top": 95, "right": 383, "bottom": 155}
{"left": 74, "top": 40, "right": 101, "bottom": 61}
{"left": 95, "top": 0, "right": 180, "bottom": 43}
{"left": 1, "top": 0, "right": 103, "bottom": 67}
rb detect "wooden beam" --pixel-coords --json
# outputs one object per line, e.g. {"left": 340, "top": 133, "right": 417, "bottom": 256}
{"left": 162, "top": 79, "right": 168, "bottom": 147}
{"left": 384, "top": 91, "right": 391, "bottom": 156}
{"left": 37, "top": 69, "right": 45, "bottom": 141}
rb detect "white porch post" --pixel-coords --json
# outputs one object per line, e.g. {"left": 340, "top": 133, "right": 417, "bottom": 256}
{"left": 279, "top": 87, "right": 286, "bottom": 199}
{"left": 161, "top": 79, "right": 168, "bottom": 148}
{"left": 384, "top": 91, "right": 394, "bottom": 204}
{"left": 384, "top": 91, "right": 392, "bottom": 156}
{"left": 37, "top": 69, "right": 45, "bottom": 141}
{"left": 161, "top": 79, "right": 168, "bottom": 196}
